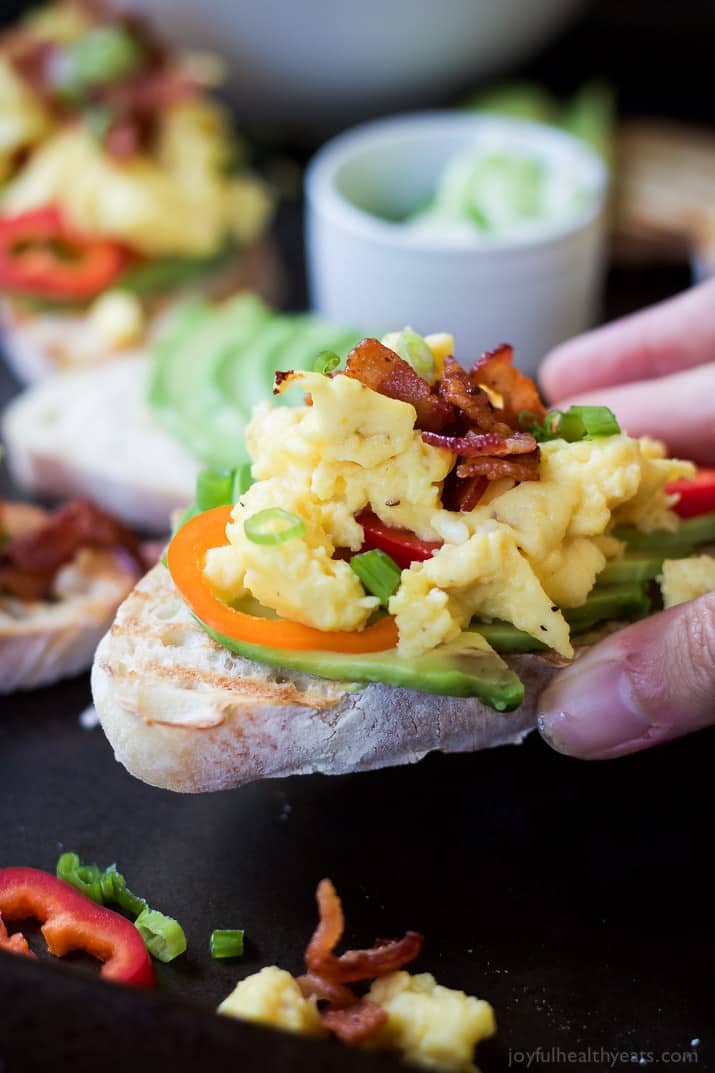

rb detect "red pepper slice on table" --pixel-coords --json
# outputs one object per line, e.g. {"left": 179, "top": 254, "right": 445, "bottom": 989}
{"left": 167, "top": 505, "right": 399, "bottom": 654}
{"left": 0, "top": 867, "right": 155, "bottom": 989}
{"left": 355, "top": 509, "right": 442, "bottom": 570}
{"left": 0, "top": 205, "right": 130, "bottom": 301}
{"left": 667, "top": 468, "right": 715, "bottom": 519}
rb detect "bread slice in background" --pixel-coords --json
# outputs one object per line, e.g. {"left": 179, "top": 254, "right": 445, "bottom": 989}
{"left": 1, "top": 502, "right": 141, "bottom": 693}
{"left": 91, "top": 563, "right": 561, "bottom": 793}
{"left": 1, "top": 355, "right": 198, "bottom": 533}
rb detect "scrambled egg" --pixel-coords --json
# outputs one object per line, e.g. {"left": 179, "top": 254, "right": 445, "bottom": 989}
{"left": 367, "top": 971, "right": 496, "bottom": 1073}
{"left": 218, "top": 966, "right": 326, "bottom": 1037}
{"left": 203, "top": 344, "right": 694, "bottom": 660}
{"left": 660, "top": 555, "right": 715, "bottom": 609}
{"left": 0, "top": 60, "right": 53, "bottom": 183}
{"left": 2, "top": 99, "right": 272, "bottom": 257}
{"left": 218, "top": 967, "right": 494, "bottom": 1072}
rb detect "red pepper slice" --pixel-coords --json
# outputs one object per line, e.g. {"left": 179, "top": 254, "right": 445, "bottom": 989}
{"left": 667, "top": 468, "right": 715, "bottom": 519}
{"left": 0, "top": 206, "right": 130, "bottom": 300}
{"left": 0, "top": 867, "right": 155, "bottom": 989}
{"left": 356, "top": 509, "right": 442, "bottom": 570}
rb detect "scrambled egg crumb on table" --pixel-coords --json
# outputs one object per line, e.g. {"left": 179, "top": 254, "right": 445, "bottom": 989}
{"left": 219, "top": 967, "right": 495, "bottom": 1072}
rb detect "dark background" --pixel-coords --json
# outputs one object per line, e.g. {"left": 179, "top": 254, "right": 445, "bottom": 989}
{"left": 1, "top": 3, "right": 713, "bottom": 1072}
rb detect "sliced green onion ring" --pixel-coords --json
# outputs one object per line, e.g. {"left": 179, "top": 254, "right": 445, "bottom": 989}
{"left": 134, "top": 908, "right": 187, "bottom": 963}
{"left": 57, "top": 852, "right": 104, "bottom": 905}
{"left": 567, "top": 404, "right": 620, "bottom": 438}
{"left": 313, "top": 350, "right": 341, "bottom": 375}
{"left": 349, "top": 548, "right": 402, "bottom": 607}
{"left": 244, "top": 507, "right": 305, "bottom": 545}
{"left": 210, "top": 929, "right": 245, "bottom": 958}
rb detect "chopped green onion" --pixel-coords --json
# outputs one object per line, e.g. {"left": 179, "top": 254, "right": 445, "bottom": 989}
{"left": 554, "top": 409, "right": 587, "bottom": 442}
{"left": 196, "top": 467, "right": 236, "bottom": 512}
{"left": 233, "top": 462, "right": 254, "bottom": 498}
{"left": 83, "top": 104, "right": 115, "bottom": 144}
{"left": 134, "top": 908, "right": 187, "bottom": 963}
{"left": 381, "top": 328, "right": 436, "bottom": 383}
{"left": 57, "top": 26, "right": 145, "bottom": 99}
{"left": 566, "top": 404, "right": 620, "bottom": 438}
{"left": 349, "top": 548, "right": 402, "bottom": 607}
{"left": 519, "top": 404, "right": 620, "bottom": 442}
{"left": 57, "top": 852, "right": 104, "bottom": 905}
{"left": 210, "top": 929, "right": 245, "bottom": 959}
{"left": 313, "top": 350, "right": 341, "bottom": 375}
{"left": 101, "top": 864, "right": 148, "bottom": 918}
{"left": 244, "top": 508, "right": 305, "bottom": 545}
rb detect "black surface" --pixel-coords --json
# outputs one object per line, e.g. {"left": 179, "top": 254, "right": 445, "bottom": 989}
{"left": 1, "top": 685, "right": 712, "bottom": 1072}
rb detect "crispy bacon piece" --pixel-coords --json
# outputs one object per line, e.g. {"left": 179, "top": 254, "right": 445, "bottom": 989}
{"left": 470, "top": 343, "right": 547, "bottom": 427}
{"left": 456, "top": 452, "right": 541, "bottom": 482}
{"left": 441, "top": 473, "right": 488, "bottom": 513}
{"left": 421, "top": 429, "right": 537, "bottom": 456}
{"left": 345, "top": 338, "right": 454, "bottom": 433}
{"left": 0, "top": 500, "right": 141, "bottom": 601}
{"left": 305, "top": 878, "right": 423, "bottom": 985}
{"left": 321, "top": 1001, "right": 388, "bottom": 1045}
{"left": 438, "top": 356, "right": 511, "bottom": 435}
{"left": 296, "top": 973, "right": 356, "bottom": 1009}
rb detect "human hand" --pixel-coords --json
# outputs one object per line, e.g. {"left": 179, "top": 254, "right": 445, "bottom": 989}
{"left": 536, "top": 278, "right": 715, "bottom": 758}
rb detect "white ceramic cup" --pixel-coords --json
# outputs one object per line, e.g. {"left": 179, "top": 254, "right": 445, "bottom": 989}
{"left": 305, "top": 112, "right": 608, "bottom": 376}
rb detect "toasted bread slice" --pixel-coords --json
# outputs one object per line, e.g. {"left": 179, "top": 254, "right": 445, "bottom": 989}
{"left": 91, "top": 563, "right": 561, "bottom": 793}
{"left": 1, "top": 355, "right": 198, "bottom": 533}
{"left": 1, "top": 502, "right": 141, "bottom": 693}
{"left": 0, "top": 238, "right": 283, "bottom": 384}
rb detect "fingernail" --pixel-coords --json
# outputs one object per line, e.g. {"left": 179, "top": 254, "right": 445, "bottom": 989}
{"left": 537, "top": 658, "right": 656, "bottom": 759}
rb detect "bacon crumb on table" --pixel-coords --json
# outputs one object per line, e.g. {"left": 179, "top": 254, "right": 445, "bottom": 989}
{"left": 299, "top": 878, "right": 423, "bottom": 1044}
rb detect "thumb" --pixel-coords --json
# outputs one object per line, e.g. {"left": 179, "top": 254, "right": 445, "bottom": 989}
{"left": 537, "top": 594, "right": 715, "bottom": 759}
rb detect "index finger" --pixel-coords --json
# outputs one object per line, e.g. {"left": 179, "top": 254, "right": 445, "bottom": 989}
{"left": 539, "top": 278, "right": 715, "bottom": 403}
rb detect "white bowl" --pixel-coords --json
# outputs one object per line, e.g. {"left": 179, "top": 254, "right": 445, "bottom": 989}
{"left": 305, "top": 112, "right": 608, "bottom": 375}
{"left": 122, "top": 0, "right": 586, "bottom": 134}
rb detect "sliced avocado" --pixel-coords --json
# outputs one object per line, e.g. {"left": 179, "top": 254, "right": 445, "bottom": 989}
{"left": 468, "top": 621, "right": 548, "bottom": 654}
{"left": 150, "top": 294, "right": 271, "bottom": 466}
{"left": 563, "top": 582, "right": 650, "bottom": 633}
{"left": 613, "top": 512, "right": 715, "bottom": 555}
{"left": 200, "top": 621, "right": 524, "bottom": 711}
{"left": 220, "top": 314, "right": 304, "bottom": 412}
{"left": 597, "top": 552, "right": 671, "bottom": 586}
{"left": 470, "top": 582, "right": 651, "bottom": 653}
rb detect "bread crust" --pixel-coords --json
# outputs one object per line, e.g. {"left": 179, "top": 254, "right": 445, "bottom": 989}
{"left": 1, "top": 502, "right": 140, "bottom": 693}
{"left": 91, "top": 563, "right": 563, "bottom": 793}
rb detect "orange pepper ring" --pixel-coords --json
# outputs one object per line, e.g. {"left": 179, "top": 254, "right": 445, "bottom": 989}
{"left": 167, "top": 505, "right": 399, "bottom": 654}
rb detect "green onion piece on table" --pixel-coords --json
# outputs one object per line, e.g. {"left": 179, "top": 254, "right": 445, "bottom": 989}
{"left": 134, "top": 908, "right": 187, "bottom": 963}
{"left": 56, "top": 852, "right": 104, "bottom": 904}
{"left": 210, "top": 929, "right": 245, "bottom": 959}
